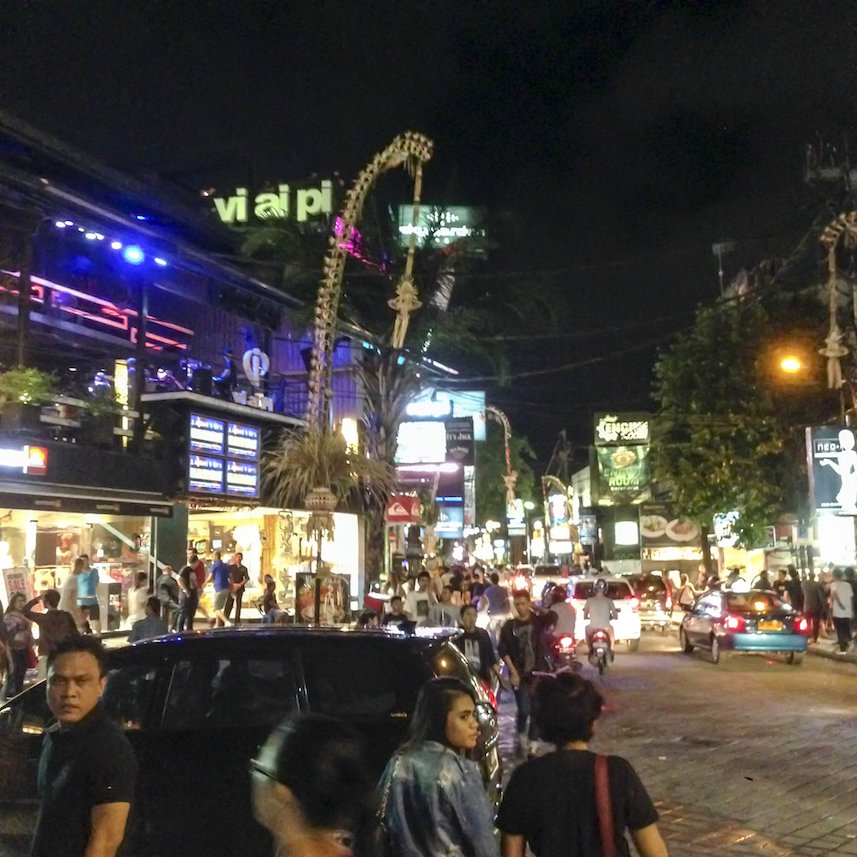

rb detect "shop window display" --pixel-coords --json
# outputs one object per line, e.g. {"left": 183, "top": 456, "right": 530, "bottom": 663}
{"left": 0, "top": 510, "right": 152, "bottom": 631}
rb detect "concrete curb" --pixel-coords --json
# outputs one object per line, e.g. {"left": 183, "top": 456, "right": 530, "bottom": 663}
{"left": 805, "top": 641, "right": 857, "bottom": 665}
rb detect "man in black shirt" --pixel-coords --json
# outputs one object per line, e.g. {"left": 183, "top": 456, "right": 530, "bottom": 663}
{"left": 499, "top": 672, "right": 667, "bottom": 857}
{"left": 498, "top": 589, "right": 551, "bottom": 755}
{"left": 225, "top": 552, "right": 250, "bottom": 625}
{"left": 453, "top": 604, "right": 502, "bottom": 685}
{"left": 31, "top": 635, "right": 137, "bottom": 857}
{"left": 155, "top": 565, "right": 180, "bottom": 631}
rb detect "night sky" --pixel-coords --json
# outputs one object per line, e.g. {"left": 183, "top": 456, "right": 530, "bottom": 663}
{"left": 2, "top": 0, "right": 855, "bottom": 463}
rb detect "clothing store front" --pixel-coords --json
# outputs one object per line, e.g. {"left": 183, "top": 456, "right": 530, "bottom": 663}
{"left": 0, "top": 434, "right": 172, "bottom": 626}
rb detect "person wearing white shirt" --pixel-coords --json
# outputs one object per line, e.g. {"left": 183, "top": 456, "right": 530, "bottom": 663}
{"left": 404, "top": 571, "right": 435, "bottom": 623}
{"left": 59, "top": 557, "right": 84, "bottom": 631}
{"left": 830, "top": 568, "right": 854, "bottom": 654}
{"left": 126, "top": 571, "right": 150, "bottom": 628}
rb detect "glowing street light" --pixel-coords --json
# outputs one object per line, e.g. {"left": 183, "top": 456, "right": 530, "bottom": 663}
{"left": 780, "top": 355, "right": 803, "bottom": 374}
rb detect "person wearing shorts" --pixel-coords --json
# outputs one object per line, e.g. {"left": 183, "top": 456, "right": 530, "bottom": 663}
{"left": 76, "top": 554, "right": 101, "bottom": 634}
{"left": 206, "top": 551, "right": 232, "bottom": 627}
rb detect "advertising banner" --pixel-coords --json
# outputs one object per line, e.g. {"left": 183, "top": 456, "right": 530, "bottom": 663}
{"left": 639, "top": 504, "right": 701, "bottom": 548}
{"left": 445, "top": 417, "right": 474, "bottom": 466}
{"left": 595, "top": 445, "right": 650, "bottom": 506}
{"left": 1, "top": 567, "right": 31, "bottom": 605}
{"left": 806, "top": 426, "right": 857, "bottom": 515}
{"left": 386, "top": 495, "right": 422, "bottom": 524}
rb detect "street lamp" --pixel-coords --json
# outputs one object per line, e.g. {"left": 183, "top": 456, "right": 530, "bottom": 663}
{"left": 780, "top": 355, "right": 803, "bottom": 374}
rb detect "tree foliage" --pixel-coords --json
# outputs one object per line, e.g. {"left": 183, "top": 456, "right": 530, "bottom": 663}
{"left": 652, "top": 294, "right": 827, "bottom": 547}
{"left": 475, "top": 421, "right": 538, "bottom": 525}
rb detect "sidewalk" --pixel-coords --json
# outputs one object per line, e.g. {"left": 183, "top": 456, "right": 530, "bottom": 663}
{"left": 806, "top": 638, "right": 857, "bottom": 665}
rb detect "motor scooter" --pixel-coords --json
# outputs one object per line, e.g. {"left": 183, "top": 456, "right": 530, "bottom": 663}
{"left": 588, "top": 628, "right": 612, "bottom": 675}
{"left": 550, "top": 633, "right": 583, "bottom": 672}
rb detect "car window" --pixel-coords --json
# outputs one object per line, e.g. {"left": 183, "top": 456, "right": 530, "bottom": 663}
{"left": 0, "top": 683, "right": 51, "bottom": 738}
{"left": 572, "top": 581, "right": 633, "bottom": 600}
{"left": 102, "top": 662, "right": 160, "bottom": 730}
{"left": 696, "top": 594, "right": 722, "bottom": 616}
{"left": 727, "top": 591, "right": 788, "bottom": 612}
{"left": 302, "top": 639, "right": 433, "bottom": 721}
{"left": 162, "top": 655, "right": 299, "bottom": 730}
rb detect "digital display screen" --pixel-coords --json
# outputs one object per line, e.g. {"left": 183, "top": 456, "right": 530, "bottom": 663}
{"left": 225, "top": 460, "right": 259, "bottom": 498}
{"left": 189, "top": 414, "right": 225, "bottom": 455}
{"left": 227, "top": 422, "right": 260, "bottom": 460}
{"left": 188, "top": 455, "right": 225, "bottom": 494}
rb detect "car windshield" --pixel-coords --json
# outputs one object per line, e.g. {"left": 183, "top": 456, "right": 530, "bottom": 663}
{"left": 727, "top": 591, "right": 790, "bottom": 612}
{"left": 573, "top": 581, "right": 632, "bottom": 599}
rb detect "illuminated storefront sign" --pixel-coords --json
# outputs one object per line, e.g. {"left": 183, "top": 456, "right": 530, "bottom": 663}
{"left": 210, "top": 180, "right": 334, "bottom": 224}
{"left": 806, "top": 426, "right": 857, "bottom": 515}
{"left": 188, "top": 455, "right": 225, "bottom": 494}
{"left": 227, "top": 422, "right": 260, "bottom": 459}
{"left": 225, "top": 460, "right": 259, "bottom": 497}
{"left": 189, "top": 415, "right": 226, "bottom": 455}
{"left": 187, "top": 413, "right": 261, "bottom": 499}
{"left": 405, "top": 389, "right": 486, "bottom": 441}
{"left": 397, "top": 206, "right": 485, "bottom": 248}
{"left": 594, "top": 413, "right": 650, "bottom": 445}
{"left": 395, "top": 421, "right": 447, "bottom": 464}
{"left": 0, "top": 445, "right": 48, "bottom": 476}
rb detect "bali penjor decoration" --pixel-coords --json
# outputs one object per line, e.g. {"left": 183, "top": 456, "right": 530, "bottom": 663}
{"left": 305, "top": 131, "right": 434, "bottom": 429}
{"left": 819, "top": 212, "right": 857, "bottom": 391}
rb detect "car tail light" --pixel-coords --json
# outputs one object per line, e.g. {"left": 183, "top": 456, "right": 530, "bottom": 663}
{"left": 630, "top": 596, "right": 640, "bottom": 612}
{"left": 559, "top": 635, "right": 575, "bottom": 651}
{"left": 723, "top": 614, "right": 745, "bottom": 632}
{"left": 795, "top": 615, "right": 811, "bottom": 635}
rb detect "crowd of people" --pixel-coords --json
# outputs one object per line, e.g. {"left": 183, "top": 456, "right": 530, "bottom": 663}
{"left": 30, "top": 633, "right": 668, "bottom": 857}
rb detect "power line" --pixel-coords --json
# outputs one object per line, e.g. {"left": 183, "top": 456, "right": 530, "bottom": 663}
{"left": 447, "top": 335, "right": 665, "bottom": 383}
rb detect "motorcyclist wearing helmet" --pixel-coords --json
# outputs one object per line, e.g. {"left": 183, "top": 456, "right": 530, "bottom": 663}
{"left": 583, "top": 577, "right": 618, "bottom": 651}
{"left": 548, "top": 586, "right": 577, "bottom": 637}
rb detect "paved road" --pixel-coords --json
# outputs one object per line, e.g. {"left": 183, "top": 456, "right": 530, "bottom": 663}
{"left": 497, "top": 632, "right": 857, "bottom": 856}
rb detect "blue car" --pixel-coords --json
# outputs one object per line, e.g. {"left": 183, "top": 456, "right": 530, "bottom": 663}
{"left": 679, "top": 588, "right": 810, "bottom": 665}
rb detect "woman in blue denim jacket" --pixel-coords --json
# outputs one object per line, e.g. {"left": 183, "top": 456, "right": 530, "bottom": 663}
{"left": 378, "top": 677, "right": 499, "bottom": 857}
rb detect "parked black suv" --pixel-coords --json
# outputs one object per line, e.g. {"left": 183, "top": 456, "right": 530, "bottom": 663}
{"left": 0, "top": 627, "right": 500, "bottom": 857}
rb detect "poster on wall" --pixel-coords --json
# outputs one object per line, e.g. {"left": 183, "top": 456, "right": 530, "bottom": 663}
{"left": 806, "top": 426, "right": 857, "bottom": 515}
{"left": 294, "top": 573, "right": 350, "bottom": 624}
{"left": 1, "top": 566, "right": 32, "bottom": 605}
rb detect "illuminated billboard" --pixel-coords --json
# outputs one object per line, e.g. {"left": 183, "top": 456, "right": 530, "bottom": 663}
{"left": 395, "top": 421, "right": 447, "bottom": 464}
{"left": 187, "top": 412, "right": 261, "bottom": 500}
{"left": 405, "top": 389, "right": 486, "bottom": 441}
{"left": 397, "top": 206, "right": 486, "bottom": 249}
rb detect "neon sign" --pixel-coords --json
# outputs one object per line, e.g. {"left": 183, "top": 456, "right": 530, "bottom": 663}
{"left": 1, "top": 271, "right": 193, "bottom": 352}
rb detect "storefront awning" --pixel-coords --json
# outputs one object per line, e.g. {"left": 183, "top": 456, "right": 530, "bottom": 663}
{"left": 0, "top": 480, "right": 173, "bottom": 517}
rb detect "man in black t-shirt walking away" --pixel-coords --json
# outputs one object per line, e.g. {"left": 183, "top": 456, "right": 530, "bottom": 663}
{"left": 499, "top": 589, "right": 550, "bottom": 756}
{"left": 31, "top": 635, "right": 137, "bottom": 857}
{"left": 498, "top": 672, "right": 668, "bottom": 857}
